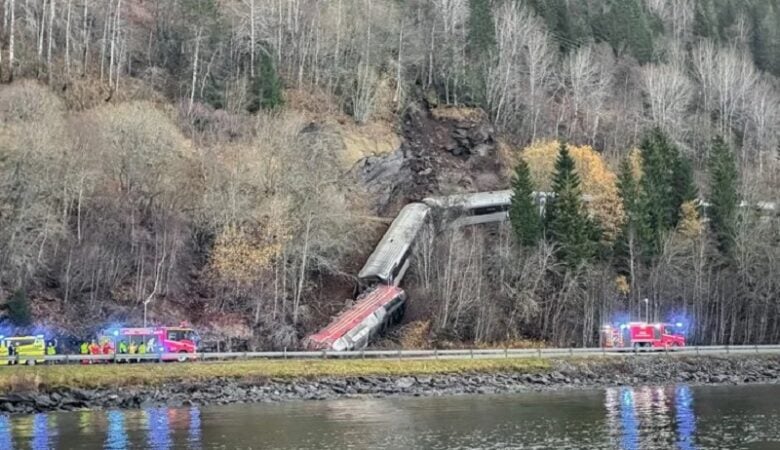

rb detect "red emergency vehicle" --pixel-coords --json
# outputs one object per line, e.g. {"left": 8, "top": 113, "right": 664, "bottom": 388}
{"left": 600, "top": 322, "right": 685, "bottom": 349}
{"left": 103, "top": 324, "right": 199, "bottom": 361}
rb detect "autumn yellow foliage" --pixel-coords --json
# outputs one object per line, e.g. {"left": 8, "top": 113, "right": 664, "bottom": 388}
{"left": 677, "top": 201, "right": 704, "bottom": 239}
{"left": 210, "top": 206, "right": 291, "bottom": 284}
{"left": 520, "top": 140, "right": 625, "bottom": 239}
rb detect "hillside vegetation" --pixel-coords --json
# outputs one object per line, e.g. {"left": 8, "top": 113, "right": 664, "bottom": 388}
{"left": 0, "top": 0, "right": 778, "bottom": 348}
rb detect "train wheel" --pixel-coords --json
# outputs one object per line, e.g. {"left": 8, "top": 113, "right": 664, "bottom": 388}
{"left": 25, "top": 359, "right": 35, "bottom": 366}
{"left": 177, "top": 351, "right": 188, "bottom": 362}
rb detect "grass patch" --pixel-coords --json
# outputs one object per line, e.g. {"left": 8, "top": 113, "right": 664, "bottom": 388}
{"left": 0, "top": 358, "right": 550, "bottom": 392}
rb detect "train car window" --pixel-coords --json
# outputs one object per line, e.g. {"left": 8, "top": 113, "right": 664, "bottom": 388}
{"left": 472, "top": 204, "right": 510, "bottom": 215}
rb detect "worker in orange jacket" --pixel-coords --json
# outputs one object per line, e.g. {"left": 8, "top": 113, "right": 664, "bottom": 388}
{"left": 88, "top": 340, "right": 101, "bottom": 364}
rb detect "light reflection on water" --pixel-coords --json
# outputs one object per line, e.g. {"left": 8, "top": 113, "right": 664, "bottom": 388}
{"left": 0, "top": 384, "right": 778, "bottom": 449}
{"left": 604, "top": 385, "right": 698, "bottom": 450}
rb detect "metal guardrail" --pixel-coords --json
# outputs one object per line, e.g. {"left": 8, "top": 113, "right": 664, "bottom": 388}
{"left": 1, "top": 345, "right": 780, "bottom": 366}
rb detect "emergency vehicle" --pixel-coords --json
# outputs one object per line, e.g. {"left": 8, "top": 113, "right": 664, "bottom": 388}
{"left": 1, "top": 335, "right": 48, "bottom": 365}
{"left": 600, "top": 322, "right": 685, "bottom": 349}
{"left": 102, "top": 324, "right": 199, "bottom": 361}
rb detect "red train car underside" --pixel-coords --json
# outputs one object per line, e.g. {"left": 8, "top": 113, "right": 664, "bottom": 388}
{"left": 306, "top": 285, "right": 405, "bottom": 351}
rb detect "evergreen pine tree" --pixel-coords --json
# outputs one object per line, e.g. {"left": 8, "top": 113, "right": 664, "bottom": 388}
{"left": 638, "top": 128, "right": 695, "bottom": 255}
{"left": 6, "top": 289, "right": 31, "bottom": 327}
{"left": 466, "top": 0, "right": 496, "bottom": 106}
{"left": 597, "top": 0, "right": 654, "bottom": 63}
{"left": 708, "top": 136, "right": 739, "bottom": 256}
{"left": 248, "top": 51, "right": 284, "bottom": 113}
{"left": 546, "top": 142, "right": 597, "bottom": 268}
{"left": 614, "top": 157, "right": 642, "bottom": 277}
{"left": 509, "top": 159, "right": 542, "bottom": 247}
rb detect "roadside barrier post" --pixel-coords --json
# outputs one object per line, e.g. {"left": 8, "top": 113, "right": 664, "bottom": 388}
{"left": 470, "top": 348, "right": 474, "bottom": 359}
{"left": 505, "top": 347, "right": 508, "bottom": 359}
{"left": 434, "top": 349, "right": 438, "bottom": 360}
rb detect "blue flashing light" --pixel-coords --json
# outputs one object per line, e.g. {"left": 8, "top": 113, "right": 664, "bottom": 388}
{"left": 619, "top": 324, "right": 627, "bottom": 330}
{"left": 113, "top": 330, "right": 120, "bottom": 337}
{"left": 676, "top": 322, "right": 684, "bottom": 328}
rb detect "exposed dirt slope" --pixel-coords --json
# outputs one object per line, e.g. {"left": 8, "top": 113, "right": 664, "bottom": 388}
{"left": 353, "top": 103, "right": 507, "bottom": 215}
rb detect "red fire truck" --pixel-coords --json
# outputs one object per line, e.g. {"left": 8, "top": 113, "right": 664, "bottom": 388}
{"left": 102, "top": 324, "right": 199, "bottom": 361}
{"left": 600, "top": 322, "right": 685, "bottom": 349}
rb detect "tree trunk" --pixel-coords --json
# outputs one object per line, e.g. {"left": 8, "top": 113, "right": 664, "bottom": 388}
{"left": 292, "top": 216, "right": 312, "bottom": 325}
{"left": 64, "top": 0, "right": 70, "bottom": 75}
{"left": 81, "top": 0, "right": 87, "bottom": 75}
{"left": 38, "top": 0, "right": 46, "bottom": 60}
{"left": 188, "top": 27, "right": 201, "bottom": 114}
{"left": 8, "top": 0, "right": 13, "bottom": 77}
{"left": 99, "top": 1, "right": 107, "bottom": 81}
{"left": 249, "top": 0, "right": 254, "bottom": 78}
{"left": 46, "top": 0, "right": 54, "bottom": 81}
{"left": 109, "top": 0, "right": 120, "bottom": 87}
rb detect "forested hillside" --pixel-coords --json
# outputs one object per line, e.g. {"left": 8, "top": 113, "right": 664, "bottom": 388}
{"left": 0, "top": 0, "right": 777, "bottom": 348}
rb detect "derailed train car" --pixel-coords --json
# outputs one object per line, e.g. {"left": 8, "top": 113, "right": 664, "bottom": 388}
{"left": 357, "top": 202, "right": 431, "bottom": 286}
{"left": 305, "top": 286, "right": 407, "bottom": 351}
{"left": 307, "top": 191, "right": 521, "bottom": 351}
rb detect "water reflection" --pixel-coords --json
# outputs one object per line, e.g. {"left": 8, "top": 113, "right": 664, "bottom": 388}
{"left": 105, "top": 410, "right": 129, "bottom": 449}
{"left": 146, "top": 407, "right": 173, "bottom": 449}
{"left": 31, "top": 413, "right": 51, "bottom": 450}
{"left": 675, "top": 385, "right": 696, "bottom": 450}
{"left": 0, "top": 415, "right": 10, "bottom": 450}
{"left": 605, "top": 385, "right": 698, "bottom": 450}
{"left": 187, "top": 407, "right": 202, "bottom": 449}
{"left": 0, "top": 384, "right": 778, "bottom": 449}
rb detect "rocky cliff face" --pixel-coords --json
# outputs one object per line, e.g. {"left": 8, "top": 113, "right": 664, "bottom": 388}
{"left": 353, "top": 103, "right": 506, "bottom": 215}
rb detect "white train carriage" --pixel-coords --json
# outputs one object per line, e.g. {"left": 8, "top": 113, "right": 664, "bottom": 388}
{"left": 423, "top": 190, "right": 512, "bottom": 227}
{"left": 358, "top": 203, "right": 431, "bottom": 285}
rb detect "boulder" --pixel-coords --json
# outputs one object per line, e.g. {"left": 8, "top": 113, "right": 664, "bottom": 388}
{"left": 395, "top": 377, "right": 415, "bottom": 389}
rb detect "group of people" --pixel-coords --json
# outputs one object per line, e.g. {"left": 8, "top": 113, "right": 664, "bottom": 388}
{"left": 79, "top": 338, "right": 156, "bottom": 363}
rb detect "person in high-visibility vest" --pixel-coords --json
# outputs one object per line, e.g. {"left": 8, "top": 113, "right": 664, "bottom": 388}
{"left": 80, "top": 341, "right": 89, "bottom": 365}
{"left": 137, "top": 342, "right": 146, "bottom": 363}
{"left": 118, "top": 340, "right": 128, "bottom": 354}
{"left": 46, "top": 341, "right": 56, "bottom": 364}
{"left": 0, "top": 342, "right": 8, "bottom": 366}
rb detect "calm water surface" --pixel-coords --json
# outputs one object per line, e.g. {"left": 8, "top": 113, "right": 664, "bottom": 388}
{"left": 3, "top": 384, "right": 780, "bottom": 449}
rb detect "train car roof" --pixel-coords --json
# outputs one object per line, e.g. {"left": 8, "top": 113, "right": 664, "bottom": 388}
{"left": 357, "top": 203, "right": 430, "bottom": 281}
{"left": 423, "top": 190, "right": 512, "bottom": 209}
{"left": 307, "top": 285, "right": 405, "bottom": 347}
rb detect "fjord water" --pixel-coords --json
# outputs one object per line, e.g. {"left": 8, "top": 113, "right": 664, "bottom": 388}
{"left": 4, "top": 384, "right": 779, "bottom": 449}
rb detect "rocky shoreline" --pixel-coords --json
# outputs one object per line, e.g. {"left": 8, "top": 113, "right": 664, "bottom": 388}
{"left": 1, "top": 355, "right": 778, "bottom": 415}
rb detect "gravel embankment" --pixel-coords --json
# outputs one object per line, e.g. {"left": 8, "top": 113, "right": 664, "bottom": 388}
{"left": 1, "top": 355, "right": 778, "bottom": 414}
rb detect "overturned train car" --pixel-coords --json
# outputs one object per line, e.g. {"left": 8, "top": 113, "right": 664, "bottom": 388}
{"left": 307, "top": 190, "right": 522, "bottom": 351}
